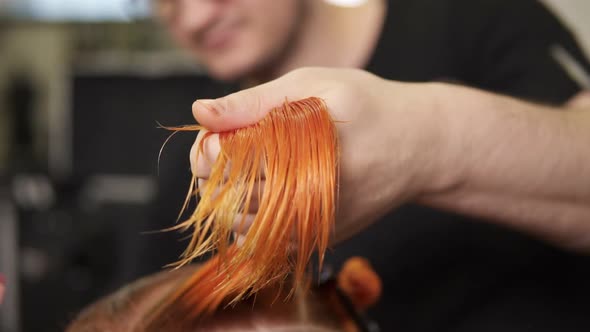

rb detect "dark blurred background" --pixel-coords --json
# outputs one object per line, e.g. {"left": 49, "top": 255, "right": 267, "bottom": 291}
{"left": 0, "top": 2, "right": 232, "bottom": 331}
{"left": 0, "top": 1, "right": 589, "bottom": 331}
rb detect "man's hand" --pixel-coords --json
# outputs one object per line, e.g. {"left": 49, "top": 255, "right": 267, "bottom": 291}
{"left": 189, "top": 67, "right": 590, "bottom": 252}
{"left": 190, "top": 67, "right": 445, "bottom": 242}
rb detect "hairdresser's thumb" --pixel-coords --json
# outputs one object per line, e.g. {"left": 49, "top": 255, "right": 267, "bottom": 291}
{"left": 192, "top": 87, "right": 280, "bottom": 132}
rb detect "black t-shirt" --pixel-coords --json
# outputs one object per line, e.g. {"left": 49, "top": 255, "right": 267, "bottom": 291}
{"left": 141, "top": 1, "right": 590, "bottom": 331}
{"left": 326, "top": 1, "right": 590, "bottom": 332}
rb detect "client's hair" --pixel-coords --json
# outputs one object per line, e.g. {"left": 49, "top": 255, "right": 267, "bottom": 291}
{"left": 67, "top": 267, "right": 364, "bottom": 332}
{"left": 67, "top": 256, "right": 380, "bottom": 332}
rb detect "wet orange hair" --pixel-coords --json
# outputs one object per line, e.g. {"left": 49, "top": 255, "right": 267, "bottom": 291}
{"left": 157, "top": 97, "right": 340, "bottom": 316}
{"left": 66, "top": 256, "right": 382, "bottom": 332}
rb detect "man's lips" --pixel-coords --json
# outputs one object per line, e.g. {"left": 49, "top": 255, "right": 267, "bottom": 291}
{"left": 202, "top": 31, "right": 233, "bottom": 50}
{"left": 201, "top": 22, "right": 239, "bottom": 50}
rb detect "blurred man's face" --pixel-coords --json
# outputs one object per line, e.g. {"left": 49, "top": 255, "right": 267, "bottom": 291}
{"left": 157, "top": 0, "right": 302, "bottom": 81}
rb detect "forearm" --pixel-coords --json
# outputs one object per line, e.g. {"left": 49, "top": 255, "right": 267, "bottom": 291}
{"left": 416, "top": 83, "right": 590, "bottom": 252}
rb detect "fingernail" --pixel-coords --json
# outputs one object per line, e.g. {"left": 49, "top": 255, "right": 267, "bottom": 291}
{"left": 235, "top": 233, "right": 247, "bottom": 247}
{"left": 197, "top": 99, "right": 222, "bottom": 116}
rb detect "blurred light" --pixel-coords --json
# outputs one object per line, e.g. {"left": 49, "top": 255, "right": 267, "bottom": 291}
{"left": 5, "top": 0, "right": 151, "bottom": 21}
{"left": 12, "top": 175, "right": 55, "bottom": 211}
{"left": 324, "top": 0, "right": 369, "bottom": 8}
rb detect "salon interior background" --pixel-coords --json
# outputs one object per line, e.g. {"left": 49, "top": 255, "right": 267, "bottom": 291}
{"left": 0, "top": 1, "right": 589, "bottom": 332}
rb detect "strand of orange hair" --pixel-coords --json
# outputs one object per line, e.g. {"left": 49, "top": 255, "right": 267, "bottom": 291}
{"left": 156, "top": 97, "right": 339, "bottom": 316}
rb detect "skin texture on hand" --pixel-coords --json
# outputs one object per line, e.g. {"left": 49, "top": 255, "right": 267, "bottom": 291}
{"left": 190, "top": 67, "right": 445, "bottom": 243}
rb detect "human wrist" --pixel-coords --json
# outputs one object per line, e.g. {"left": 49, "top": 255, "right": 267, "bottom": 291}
{"left": 390, "top": 81, "right": 462, "bottom": 198}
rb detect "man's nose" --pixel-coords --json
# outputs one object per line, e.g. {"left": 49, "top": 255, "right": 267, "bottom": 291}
{"left": 176, "top": 0, "right": 222, "bottom": 34}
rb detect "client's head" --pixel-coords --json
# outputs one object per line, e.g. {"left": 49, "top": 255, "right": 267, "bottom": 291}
{"left": 67, "top": 257, "right": 380, "bottom": 332}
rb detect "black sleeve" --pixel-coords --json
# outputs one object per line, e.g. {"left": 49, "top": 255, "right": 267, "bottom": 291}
{"left": 450, "top": 0, "right": 590, "bottom": 104}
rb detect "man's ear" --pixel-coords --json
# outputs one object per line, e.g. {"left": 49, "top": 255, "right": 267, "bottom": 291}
{"left": 336, "top": 257, "right": 382, "bottom": 311}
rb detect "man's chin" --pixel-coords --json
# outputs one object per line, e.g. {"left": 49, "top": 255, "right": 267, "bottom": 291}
{"left": 203, "top": 53, "right": 275, "bottom": 83}
{"left": 205, "top": 63, "right": 254, "bottom": 83}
